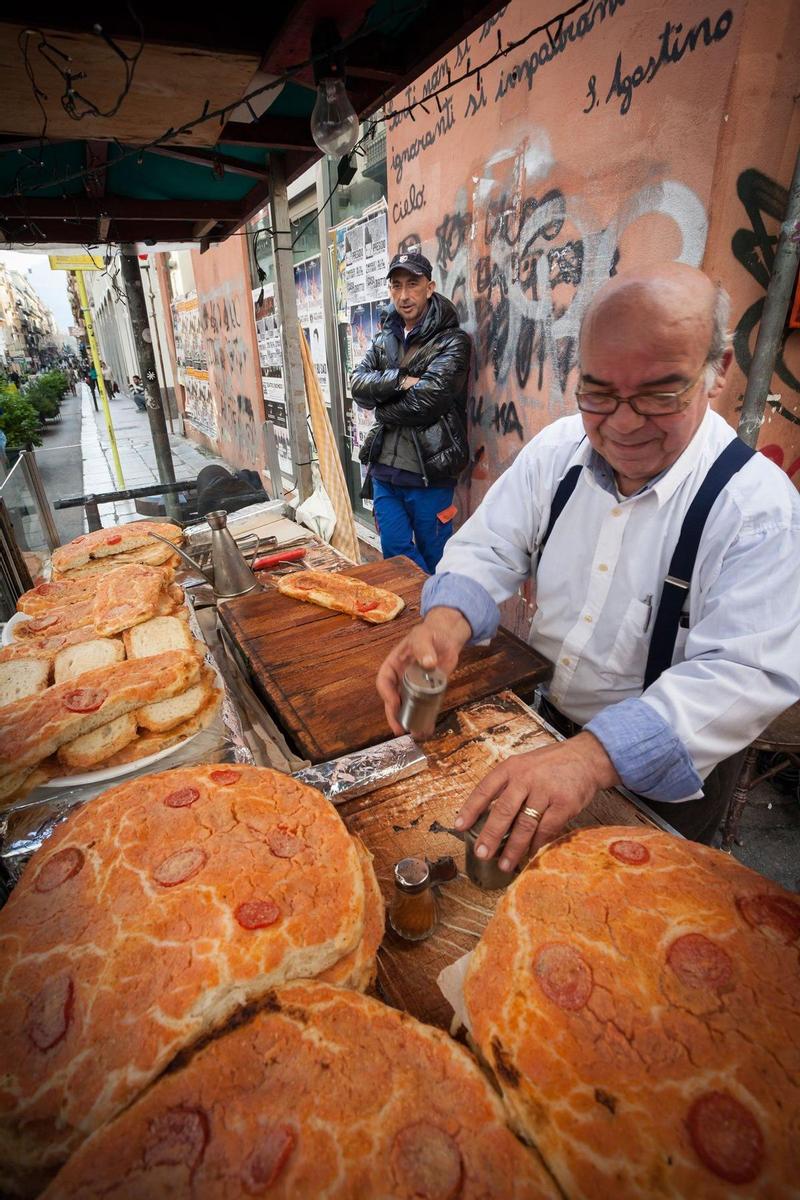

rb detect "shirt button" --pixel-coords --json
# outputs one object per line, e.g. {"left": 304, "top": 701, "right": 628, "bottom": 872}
{"left": 584, "top": 614, "right": 593, "bottom": 623}
{"left": 561, "top": 657, "right": 571, "bottom": 666}
{"left": 611, "top": 507, "right": 622, "bottom": 517}
{"left": 598, "top": 563, "right": 609, "bottom": 572}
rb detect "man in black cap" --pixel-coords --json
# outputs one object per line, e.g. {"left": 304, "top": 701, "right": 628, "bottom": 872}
{"left": 351, "top": 250, "right": 471, "bottom": 572}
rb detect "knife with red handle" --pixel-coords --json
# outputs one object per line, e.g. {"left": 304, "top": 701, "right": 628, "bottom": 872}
{"left": 252, "top": 547, "right": 307, "bottom": 571}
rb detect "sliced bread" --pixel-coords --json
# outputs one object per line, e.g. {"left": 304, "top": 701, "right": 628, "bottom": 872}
{"left": 54, "top": 638, "right": 126, "bottom": 683}
{"left": 123, "top": 615, "right": 194, "bottom": 659}
{"left": 0, "top": 659, "right": 49, "bottom": 706}
{"left": 136, "top": 675, "right": 212, "bottom": 733}
{"left": 57, "top": 712, "right": 139, "bottom": 770}
{"left": 101, "top": 688, "right": 221, "bottom": 767}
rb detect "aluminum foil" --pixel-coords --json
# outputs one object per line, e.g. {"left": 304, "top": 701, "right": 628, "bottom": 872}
{"left": 293, "top": 737, "right": 427, "bottom": 804}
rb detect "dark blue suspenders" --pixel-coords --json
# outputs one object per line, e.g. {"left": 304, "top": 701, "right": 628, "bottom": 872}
{"left": 538, "top": 438, "right": 755, "bottom": 688}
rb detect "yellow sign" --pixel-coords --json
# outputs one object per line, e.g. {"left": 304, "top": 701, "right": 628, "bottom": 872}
{"left": 48, "top": 254, "right": 104, "bottom": 271}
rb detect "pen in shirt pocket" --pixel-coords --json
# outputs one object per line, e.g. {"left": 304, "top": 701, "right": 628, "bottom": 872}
{"left": 643, "top": 594, "right": 653, "bottom": 633}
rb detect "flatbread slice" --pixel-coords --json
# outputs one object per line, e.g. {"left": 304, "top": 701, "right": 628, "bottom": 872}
{"left": 17, "top": 577, "right": 98, "bottom": 616}
{"left": 51, "top": 522, "right": 183, "bottom": 575}
{"left": 93, "top": 564, "right": 171, "bottom": 637}
{"left": 123, "top": 615, "right": 194, "bottom": 659}
{"left": 57, "top": 713, "right": 139, "bottom": 770}
{"left": 12, "top": 601, "right": 95, "bottom": 639}
{"left": 100, "top": 689, "right": 221, "bottom": 766}
{"left": 0, "top": 650, "right": 201, "bottom": 774}
{"left": 276, "top": 569, "right": 405, "bottom": 623}
{"left": 54, "top": 639, "right": 126, "bottom": 684}
{"left": 0, "top": 659, "right": 49, "bottom": 706}
{"left": 0, "top": 626, "right": 99, "bottom": 667}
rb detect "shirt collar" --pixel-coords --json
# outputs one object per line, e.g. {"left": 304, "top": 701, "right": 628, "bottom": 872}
{"left": 583, "top": 407, "right": 715, "bottom": 507}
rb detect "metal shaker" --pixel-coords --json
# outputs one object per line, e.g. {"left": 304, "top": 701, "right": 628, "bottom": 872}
{"left": 398, "top": 663, "right": 447, "bottom": 740}
{"left": 463, "top": 810, "right": 521, "bottom": 890}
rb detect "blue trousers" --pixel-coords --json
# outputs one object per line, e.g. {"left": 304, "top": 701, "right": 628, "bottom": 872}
{"left": 372, "top": 478, "right": 455, "bottom": 574}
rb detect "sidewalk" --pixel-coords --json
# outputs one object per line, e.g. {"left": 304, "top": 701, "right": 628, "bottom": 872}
{"left": 79, "top": 383, "right": 229, "bottom": 524}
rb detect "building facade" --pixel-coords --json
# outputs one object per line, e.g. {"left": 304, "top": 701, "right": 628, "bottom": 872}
{"left": 0, "top": 264, "right": 60, "bottom": 372}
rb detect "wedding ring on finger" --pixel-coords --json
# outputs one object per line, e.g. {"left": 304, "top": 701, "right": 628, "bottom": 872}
{"left": 521, "top": 805, "right": 543, "bottom": 823}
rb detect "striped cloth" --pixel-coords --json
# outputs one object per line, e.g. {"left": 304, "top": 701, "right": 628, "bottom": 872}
{"left": 298, "top": 324, "right": 360, "bottom": 563}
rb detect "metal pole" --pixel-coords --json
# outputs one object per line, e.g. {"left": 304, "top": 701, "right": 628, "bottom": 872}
{"left": 269, "top": 155, "right": 314, "bottom": 503}
{"left": 75, "top": 269, "right": 125, "bottom": 487}
{"left": 119, "top": 250, "right": 180, "bottom": 519}
{"left": 142, "top": 262, "right": 175, "bottom": 434}
{"left": 737, "top": 144, "right": 800, "bottom": 447}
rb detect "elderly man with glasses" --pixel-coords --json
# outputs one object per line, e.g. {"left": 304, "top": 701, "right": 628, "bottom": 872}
{"left": 376, "top": 262, "right": 800, "bottom": 866}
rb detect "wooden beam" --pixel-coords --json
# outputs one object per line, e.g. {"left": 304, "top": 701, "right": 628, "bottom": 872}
{"left": 192, "top": 219, "right": 219, "bottom": 238}
{"left": 220, "top": 116, "right": 315, "bottom": 151}
{"left": 149, "top": 145, "right": 270, "bottom": 181}
{"left": 0, "top": 197, "right": 246, "bottom": 221}
{"left": 346, "top": 65, "right": 405, "bottom": 83}
{"left": 98, "top": 216, "right": 111, "bottom": 242}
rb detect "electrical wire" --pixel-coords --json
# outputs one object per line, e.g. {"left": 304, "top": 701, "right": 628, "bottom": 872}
{"left": 5, "top": 0, "right": 588, "bottom": 208}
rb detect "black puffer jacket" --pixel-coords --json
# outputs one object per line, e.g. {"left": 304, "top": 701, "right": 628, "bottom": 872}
{"left": 351, "top": 293, "right": 471, "bottom": 484}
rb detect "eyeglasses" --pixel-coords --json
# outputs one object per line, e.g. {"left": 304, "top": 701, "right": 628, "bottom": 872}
{"left": 575, "top": 363, "right": 709, "bottom": 416}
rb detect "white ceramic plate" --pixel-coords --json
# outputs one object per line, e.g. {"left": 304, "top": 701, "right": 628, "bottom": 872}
{"left": 2, "top": 610, "right": 32, "bottom": 644}
{"left": 40, "top": 732, "right": 205, "bottom": 788}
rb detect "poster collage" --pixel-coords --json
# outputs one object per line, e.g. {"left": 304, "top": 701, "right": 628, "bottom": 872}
{"left": 331, "top": 205, "right": 390, "bottom": 504}
{"left": 171, "top": 293, "right": 217, "bottom": 439}
{"left": 251, "top": 254, "right": 329, "bottom": 477}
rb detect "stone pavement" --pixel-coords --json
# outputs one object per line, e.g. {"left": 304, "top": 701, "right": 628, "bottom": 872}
{"left": 79, "top": 383, "right": 228, "bottom": 524}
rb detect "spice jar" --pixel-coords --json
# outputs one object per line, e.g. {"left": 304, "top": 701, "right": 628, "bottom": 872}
{"left": 398, "top": 663, "right": 447, "bottom": 740}
{"left": 388, "top": 855, "right": 457, "bottom": 942}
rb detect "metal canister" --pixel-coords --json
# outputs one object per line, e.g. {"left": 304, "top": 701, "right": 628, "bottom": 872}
{"left": 463, "top": 809, "right": 519, "bottom": 891}
{"left": 398, "top": 663, "right": 447, "bottom": 740}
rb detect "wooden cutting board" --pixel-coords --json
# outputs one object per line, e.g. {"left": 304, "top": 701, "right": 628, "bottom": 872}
{"left": 218, "top": 556, "right": 551, "bottom": 763}
{"left": 338, "top": 691, "right": 670, "bottom": 1030}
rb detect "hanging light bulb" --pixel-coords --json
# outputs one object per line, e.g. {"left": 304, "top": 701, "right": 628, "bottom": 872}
{"left": 311, "top": 78, "right": 359, "bottom": 158}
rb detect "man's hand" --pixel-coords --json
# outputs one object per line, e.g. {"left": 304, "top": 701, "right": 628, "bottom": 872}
{"left": 399, "top": 375, "right": 421, "bottom": 391}
{"left": 376, "top": 607, "right": 471, "bottom": 735}
{"left": 455, "top": 733, "right": 620, "bottom": 872}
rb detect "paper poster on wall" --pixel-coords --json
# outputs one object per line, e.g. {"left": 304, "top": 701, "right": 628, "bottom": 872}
{"left": 172, "top": 293, "right": 208, "bottom": 382}
{"left": 364, "top": 212, "right": 389, "bottom": 299}
{"left": 304, "top": 257, "right": 323, "bottom": 323}
{"left": 183, "top": 368, "right": 217, "bottom": 439}
{"left": 344, "top": 223, "right": 366, "bottom": 305}
{"left": 334, "top": 229, "right": 348, "bottom": 320}
{"left": 274, "top": 425, "right": 293, "bottom": 476}
{"left": 302, "top": 320, "right": 330, "bottom": 404}
{"left": 293, "top": 262, "right": 310, "bottom": 324}
{"left": 253, "top": 285, "right": 286, "bottom": 407}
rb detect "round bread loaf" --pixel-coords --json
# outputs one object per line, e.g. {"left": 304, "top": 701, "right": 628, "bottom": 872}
{"left": 0, "top": 765, "right": 368, "bottom": 1197}
{"left": 42, "top": 981, "right": 557, "bottom": 1199}
{"left": 464, "top": 826, "right": 800, "bottom": 1199}
{"left": 317, "top": 836, "right": 384, "bottom": 991}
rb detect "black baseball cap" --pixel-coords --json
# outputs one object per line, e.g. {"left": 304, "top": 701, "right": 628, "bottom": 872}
{"left": 387, "top": 251, "right": 433, "bottom": 279}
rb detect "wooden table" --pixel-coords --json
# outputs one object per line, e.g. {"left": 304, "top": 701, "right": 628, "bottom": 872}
{"left": 339, "top": 691, "right": 668, "bottom": 1030}
{"left": 219, "top": 556, "right": 551, "bottom": 762}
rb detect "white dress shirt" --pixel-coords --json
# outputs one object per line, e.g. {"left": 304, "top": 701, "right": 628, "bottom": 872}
{"left": 422, "top": 409, "right": 800, "bottom": 801}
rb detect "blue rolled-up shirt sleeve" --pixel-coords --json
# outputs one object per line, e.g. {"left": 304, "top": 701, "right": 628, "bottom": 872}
{"left": 421, "top": 571, "right": 500, "bottom": 644}
{"left": 585, "top": 698, "right": 703, "bottom": 802}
